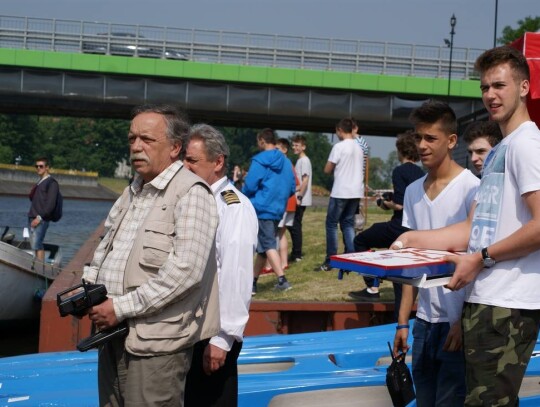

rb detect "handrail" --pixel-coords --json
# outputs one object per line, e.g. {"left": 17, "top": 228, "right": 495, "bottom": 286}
{"left": 0, "top": 14, "right": 485, "bottom": 79}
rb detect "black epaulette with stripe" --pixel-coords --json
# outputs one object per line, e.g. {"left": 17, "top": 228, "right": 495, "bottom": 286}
{"left": 221, "top": 190, "right": 241, "bottom": 205}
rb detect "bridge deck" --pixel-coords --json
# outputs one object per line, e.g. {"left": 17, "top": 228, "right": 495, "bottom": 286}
{"left": 0, "top": 14, "right": 484, "bottom": 80}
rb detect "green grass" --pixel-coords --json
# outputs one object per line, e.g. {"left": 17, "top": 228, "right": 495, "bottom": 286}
{"left": 255, "top": 205, "right": 396, "bottom": 302}
{"left": 98, "top": 177, "right": 129, "bottom": 194}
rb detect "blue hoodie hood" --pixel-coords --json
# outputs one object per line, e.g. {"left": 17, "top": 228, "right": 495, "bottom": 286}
{"left": 252, "top": 149, "right": 286, "bottom": 172}
{"left": 242, "top": 149, "right": 296, "bottom": 220}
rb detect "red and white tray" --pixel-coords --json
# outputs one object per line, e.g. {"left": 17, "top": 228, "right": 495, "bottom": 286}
{"left": 330, "top": 248, "right": 461, "bottom": 288}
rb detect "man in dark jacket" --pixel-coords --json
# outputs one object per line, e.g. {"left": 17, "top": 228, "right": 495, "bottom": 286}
{"left": 243, "top": 128, "right": 296, "bottom": 294}
{"left": 28, "top": 157, "right": 60, "bottom": 261}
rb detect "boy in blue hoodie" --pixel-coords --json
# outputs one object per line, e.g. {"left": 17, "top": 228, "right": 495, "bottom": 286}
{"left": 243, "top": 128, "right": 296, "bottom": 294}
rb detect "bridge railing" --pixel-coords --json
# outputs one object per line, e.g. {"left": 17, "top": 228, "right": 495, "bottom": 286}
{"left": 0, "top": 15, "right": 484, "bottom": 79}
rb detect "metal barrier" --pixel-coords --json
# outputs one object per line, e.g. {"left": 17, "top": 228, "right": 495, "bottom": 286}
{"left": 0, "top": 15, "right": 485, "bottom": 79}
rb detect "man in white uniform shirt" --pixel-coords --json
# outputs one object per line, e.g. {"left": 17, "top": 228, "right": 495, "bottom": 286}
{"left": 183, "top": 124, "right": 258, "bottom": 406}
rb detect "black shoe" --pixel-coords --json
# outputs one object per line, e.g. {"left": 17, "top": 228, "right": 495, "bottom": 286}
{"left": 348, "top": 288, "right": 380, "bottom": 301}
{"left": 274, "top": 280, "right": 292, "bottom": 292}
{"left": 288, "top": 254, "right": 303, "bottom": 263}
{"left": 314, "top": 262, "right": 332, "bottom": 272}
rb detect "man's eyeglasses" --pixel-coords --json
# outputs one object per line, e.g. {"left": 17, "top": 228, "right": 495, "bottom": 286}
{"left": 35, "top": 164, "right": 45, "bottom": 169}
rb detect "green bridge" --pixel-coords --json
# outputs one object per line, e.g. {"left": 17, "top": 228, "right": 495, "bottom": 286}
{"left": 0, "top": 15, "right": 486, "bottom": 135}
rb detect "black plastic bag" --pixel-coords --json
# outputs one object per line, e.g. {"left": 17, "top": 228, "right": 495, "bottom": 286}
{"left": 386, "top": 342, "right": 415, "bottom": 407}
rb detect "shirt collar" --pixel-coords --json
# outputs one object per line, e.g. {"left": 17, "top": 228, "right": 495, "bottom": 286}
{"left": 130, "top": 161, "right": 183, "bottom": 194}
{"left": 210, "top": 176, "right": 229, "bottom": 196}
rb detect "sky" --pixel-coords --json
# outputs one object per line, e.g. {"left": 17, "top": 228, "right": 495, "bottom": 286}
{"left": 2, "top": 0, "right": 538, "bottom": 157}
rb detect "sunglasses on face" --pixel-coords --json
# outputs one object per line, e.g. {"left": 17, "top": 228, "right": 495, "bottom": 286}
{"left": 35, "top": 164, "right": 45, "bottom": 169}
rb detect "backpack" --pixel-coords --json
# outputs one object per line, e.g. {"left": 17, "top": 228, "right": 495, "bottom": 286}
{"left": 50, "top": 187, "right": 63, "bottom": 222}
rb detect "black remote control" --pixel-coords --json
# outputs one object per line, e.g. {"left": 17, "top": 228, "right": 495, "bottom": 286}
{"left": 77, "top": 323, "right": 128, "bottom": 352}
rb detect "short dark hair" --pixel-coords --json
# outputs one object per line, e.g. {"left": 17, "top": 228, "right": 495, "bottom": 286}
{"left": 409, "top": 99, "right": 457, "bottom": 135}
{"left": 395, "top": 130, "right": 420, "bottom": 162}
{"left": 475, "top": 46, "right": 530, "bottom": 82}
{"left": 277, "top": 138, "right": 291, "bottom": 151}
{"left": 131, "top": 104, "right": 190, "bottom": 149}
{"left": 462, "top": 121, "right": 503, "bottom": 147}
{"left": 336, "top": 118, "right": 355, "bottom": 133}
{"left": 292, "top": 134, "right": 307, "bottom": 145}
{"left": 35, "top": 156, "right": 49, "bottom": 166}
{"left": 257, "top": 128, "right": 277, "bottom": 144}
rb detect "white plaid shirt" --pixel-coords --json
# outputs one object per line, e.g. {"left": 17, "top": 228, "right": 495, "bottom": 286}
{"left": 83, "top": 161, "right": 218, "bottom": 322}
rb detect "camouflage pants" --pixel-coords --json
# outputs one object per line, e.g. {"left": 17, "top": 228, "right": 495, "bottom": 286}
{"left": 463, "top": 302, "right": 540, "bottom": 407}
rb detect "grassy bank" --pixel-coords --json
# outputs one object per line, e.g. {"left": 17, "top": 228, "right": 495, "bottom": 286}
{"left": 98, "top": 177, "right": 129, "bottom": 194}
{"left": 255, "top": 206, "right": 394, "bottom": 302}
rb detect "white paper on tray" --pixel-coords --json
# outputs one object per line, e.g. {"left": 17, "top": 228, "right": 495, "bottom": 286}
{"left": 332, "top": 248, "right": 459, "bottom": 268}
{"left": 330, "top": 248, "right": 463, "bottom": 288}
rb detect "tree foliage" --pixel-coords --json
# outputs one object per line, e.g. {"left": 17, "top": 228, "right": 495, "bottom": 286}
{"left": 0, "top": 114, "right": 399, "bottom": 187}
{"left": 219, "top": 126, "right": 260, "bottom": 172}
{"left": 365, "top": 151, "right": 399, "bottom": 191}
{"left": 0, "top": 114, "right": 129, "bottom": 177}
{"left": 498, "top": 16, "right": 540, "bottom": 45}
{"left": 0, "top": 115, "right": 40, "bottom": 165}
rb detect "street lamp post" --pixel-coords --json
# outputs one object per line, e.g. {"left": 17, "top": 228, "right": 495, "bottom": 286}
{"left": 494, "top": 0, "right": 499, "bottom": 47}
{"left": 447, "top": 14, "right": 457, "bottom": 99}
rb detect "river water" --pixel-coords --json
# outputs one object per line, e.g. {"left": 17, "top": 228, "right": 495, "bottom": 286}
{"left": 0, "top": 196, "right": 113, "bottom": 357}
{"left": 0, "top": 196, "right": 113, "bottom": 264}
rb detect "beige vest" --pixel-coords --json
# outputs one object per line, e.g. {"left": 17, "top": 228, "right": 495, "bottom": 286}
{"left": 113, "top": 167, "right": 219, "bottom": 356}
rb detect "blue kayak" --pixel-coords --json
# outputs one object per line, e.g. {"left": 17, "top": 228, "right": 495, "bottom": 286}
{"left": 2, "top": 322, "right": 540, "bottom": 406}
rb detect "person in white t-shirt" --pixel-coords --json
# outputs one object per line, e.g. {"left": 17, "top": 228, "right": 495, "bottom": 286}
{"left": 315, "top": 118, "right": 364, "bottom": 271}
{"left": 392, "top": 100, "right": 479, "bottom": 407}
{"left": 288, "top": 134, "right": 312, "bottom": 262}
{"left": 183, "top": 124, "right": 258, "bottom": 406}
{"left": 392, "top": 46, "right": 540, "bottom": 406}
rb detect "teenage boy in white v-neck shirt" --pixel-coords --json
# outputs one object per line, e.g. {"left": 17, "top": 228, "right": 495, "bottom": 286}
{"left": 393, "top": 100, "right": 479, "bottom": 407}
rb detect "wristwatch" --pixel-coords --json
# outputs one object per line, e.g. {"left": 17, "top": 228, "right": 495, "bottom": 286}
{"left": 297, "top": 195, "right": 303, "bottom": 201}
{"left": 481, "top": 247, "right": 496, "bottom": 268}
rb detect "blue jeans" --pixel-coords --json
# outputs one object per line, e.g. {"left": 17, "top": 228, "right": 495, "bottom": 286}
{"left": 324, "top": 197, "right": 359, "bottom": 263}
{"left": 412, "top": 318, "right": 466, "bottom": 407}
{"left": 29, "top": 218, "right": 49, "bottom": 250}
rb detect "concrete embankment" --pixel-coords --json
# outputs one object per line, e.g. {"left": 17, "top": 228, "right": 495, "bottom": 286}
{"left": 0, "top": 165, "right": 118, "bottom": 201}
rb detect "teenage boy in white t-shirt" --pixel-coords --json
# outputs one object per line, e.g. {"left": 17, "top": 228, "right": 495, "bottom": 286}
{"left": 315, "top": 118, "right": 364, "bottom": 271}
{"left": 392, "top": 46, "right": 540, "bottom": 406}
{"left": 392, "top": 100, "right": 480, "bottom": 407}
{"left": 288, "top": 134, "right": 312, "bottom": 262}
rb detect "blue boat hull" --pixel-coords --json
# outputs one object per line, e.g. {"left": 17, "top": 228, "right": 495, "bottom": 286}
{"left": 2, "top": 322, "right": 540, "bottom": 406}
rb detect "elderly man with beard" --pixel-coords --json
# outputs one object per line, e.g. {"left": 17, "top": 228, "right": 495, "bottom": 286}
{"left": 83, "top": 104, "right": 219, "bottom": 407}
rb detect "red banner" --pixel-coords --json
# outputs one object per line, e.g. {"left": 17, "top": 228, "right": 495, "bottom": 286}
{"left": 511, "top": 32, "right": 540, "bottom": 126}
